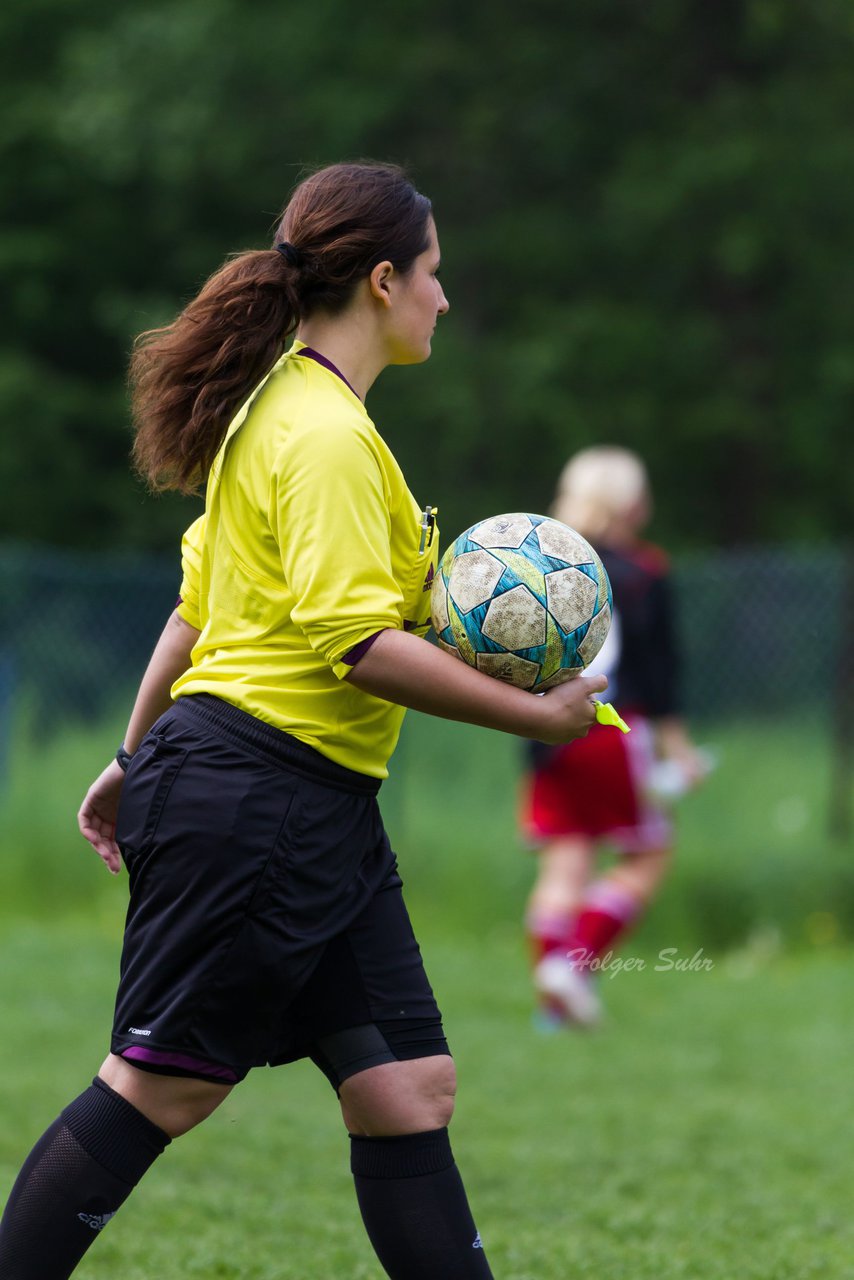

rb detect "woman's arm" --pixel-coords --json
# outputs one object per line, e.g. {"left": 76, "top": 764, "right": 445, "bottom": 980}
{"left": 345, "top": 628, "right": 608, "bottom": 743}
{"left": 77, "top": 610, "right": 200, "bottom": 874}
{"left": 653, "top": 716, "right": 709, "bottom": 784}
{"left": 120, "top": 609, "right": 201, "bottom": 753}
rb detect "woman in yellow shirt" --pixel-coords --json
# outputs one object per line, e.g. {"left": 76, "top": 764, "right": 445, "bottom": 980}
{"left": 0, "top": 162, "right": 605, "bottom": 1280}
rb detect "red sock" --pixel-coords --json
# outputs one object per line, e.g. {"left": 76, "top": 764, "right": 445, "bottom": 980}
{"left": 564, "top": 880, "right": 640, "bottom": 970}
{"left": 525, "top": 908, "right": 576, "bottom": 966}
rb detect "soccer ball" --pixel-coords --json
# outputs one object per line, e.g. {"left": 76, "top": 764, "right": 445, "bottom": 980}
{"left": 430, "top": 512, "right": 612, "bottom": 691}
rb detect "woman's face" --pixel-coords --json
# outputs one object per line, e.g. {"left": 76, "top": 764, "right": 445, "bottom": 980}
{"left": 384, "top": 218, "right": 449, "bottom": 365}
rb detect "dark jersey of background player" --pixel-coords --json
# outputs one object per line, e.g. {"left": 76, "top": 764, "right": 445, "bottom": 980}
{"left": 589, "top": 539, "right": 680, "bottom": 716}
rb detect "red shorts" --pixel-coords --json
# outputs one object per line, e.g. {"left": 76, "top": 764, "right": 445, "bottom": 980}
{"left": 520, "top": 712, "right": 672, "bottom": 854}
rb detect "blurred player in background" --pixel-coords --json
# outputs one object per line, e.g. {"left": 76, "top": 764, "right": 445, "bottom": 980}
{"left": 521, "top": 446, "right": 708, "bottom": 1028}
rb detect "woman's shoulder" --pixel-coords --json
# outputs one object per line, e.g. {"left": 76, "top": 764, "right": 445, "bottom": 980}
{"left": 246, "top": 357, "right": 368, "bottom": 449}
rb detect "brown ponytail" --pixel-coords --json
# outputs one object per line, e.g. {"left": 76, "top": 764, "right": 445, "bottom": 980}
{"left": 131, "top": 162, "right": 432, "bottom": 493}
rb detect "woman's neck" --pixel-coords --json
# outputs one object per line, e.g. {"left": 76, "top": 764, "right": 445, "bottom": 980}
{"left": 295, "top": 311, "right": 385, "bottom": 402}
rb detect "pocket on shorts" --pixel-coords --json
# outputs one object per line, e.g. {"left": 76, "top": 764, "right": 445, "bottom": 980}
{"left": 116, "top": 736, "right": 189, "bottom": 864}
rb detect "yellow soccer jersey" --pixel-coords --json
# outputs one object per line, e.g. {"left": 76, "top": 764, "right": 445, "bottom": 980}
{"left": 172, "top": 343, "right": 439, "bottom": 778}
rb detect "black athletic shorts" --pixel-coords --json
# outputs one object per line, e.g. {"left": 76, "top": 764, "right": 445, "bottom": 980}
{"left": 111, "top": 694, "right": 448, "bottom": 1089}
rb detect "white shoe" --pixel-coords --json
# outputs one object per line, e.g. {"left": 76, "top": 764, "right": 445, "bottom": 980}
{"left": 534, "top": 955, "right": 603, "bottom": 1028}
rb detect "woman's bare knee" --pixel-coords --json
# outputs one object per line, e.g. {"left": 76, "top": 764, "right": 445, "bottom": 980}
{"left": 340, "top": 1055, "right": 457, "bottom": 1137}
{"left": 98, "top": 1054, "right": 233, "bottom": 1138}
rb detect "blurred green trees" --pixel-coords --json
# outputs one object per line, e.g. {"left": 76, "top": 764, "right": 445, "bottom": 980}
{"left": 2, "top": 0, "right": 853, "bottom": 552}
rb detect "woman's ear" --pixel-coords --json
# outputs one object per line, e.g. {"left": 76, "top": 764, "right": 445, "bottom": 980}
{"left": 369, "top": 260, "right": 394, "bottom": 307}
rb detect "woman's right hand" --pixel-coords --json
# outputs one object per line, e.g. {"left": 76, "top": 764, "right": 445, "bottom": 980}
{"left": 77, "top": 758, "right": 126, "bottom": 875}
{"left": 531, "top": 672, "right": 609, "bottom": 744}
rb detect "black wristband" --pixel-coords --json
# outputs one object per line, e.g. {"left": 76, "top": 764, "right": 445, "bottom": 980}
{"left": 115, "top": 744, "right": 134, "bottom": 773}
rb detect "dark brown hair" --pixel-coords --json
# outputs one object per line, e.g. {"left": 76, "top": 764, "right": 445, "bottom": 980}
{"left": 131, "top": 162, "right": 432, "bottom": 493}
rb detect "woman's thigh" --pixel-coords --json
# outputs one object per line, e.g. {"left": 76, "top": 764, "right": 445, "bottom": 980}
{"left": 97, "top": 1053, "right": 233, "bottom": 1138}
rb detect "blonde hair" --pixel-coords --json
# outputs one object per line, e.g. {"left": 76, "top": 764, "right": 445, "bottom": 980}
{"left": 551, "top": 446, "right": 650, "bottom": 543}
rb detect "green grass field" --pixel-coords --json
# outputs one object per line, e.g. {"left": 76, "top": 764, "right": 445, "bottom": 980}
{"left": 0, "top": 710, "right": 851, "bottom": 1277}
{"left": 0, "top": 921, "right": 850, "bottom": 1278}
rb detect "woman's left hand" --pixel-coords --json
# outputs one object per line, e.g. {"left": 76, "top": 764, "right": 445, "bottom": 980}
{"left": 77, "top": 759, "right": 126, "bottom": 875}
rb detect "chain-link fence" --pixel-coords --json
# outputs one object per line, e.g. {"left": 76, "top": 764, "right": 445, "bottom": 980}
{"left": 675, "top": 548, "right": 850, "bottom": 719}
{"left": 0, "top": 544, "right": 178, "bottom": 737}
{"left": 1, "top": 541, "right": 851, "bottom": 834}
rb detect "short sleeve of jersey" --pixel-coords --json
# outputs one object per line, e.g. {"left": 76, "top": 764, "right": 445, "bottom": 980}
{"left": 270, "top": 421, "right": 403, "bottom": 678}
{"left": 175, "top": 513, "right": 206, "bottom": 631}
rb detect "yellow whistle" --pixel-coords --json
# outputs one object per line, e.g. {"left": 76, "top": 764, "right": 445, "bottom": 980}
{"left": 594, "top": 701, "right": 631, "bottom": 733}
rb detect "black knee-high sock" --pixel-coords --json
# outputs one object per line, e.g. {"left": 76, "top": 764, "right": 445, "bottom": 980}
{"left": 0, "top": 1076, "right": 170, "bottom": 1280}
{"left": 350, "top": 1127, "right": 494, "bottom": 1279}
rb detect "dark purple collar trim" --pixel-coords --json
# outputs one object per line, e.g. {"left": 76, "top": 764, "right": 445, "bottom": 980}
{"left": 298, "top": 346, "right": 360, "bottom": 400}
